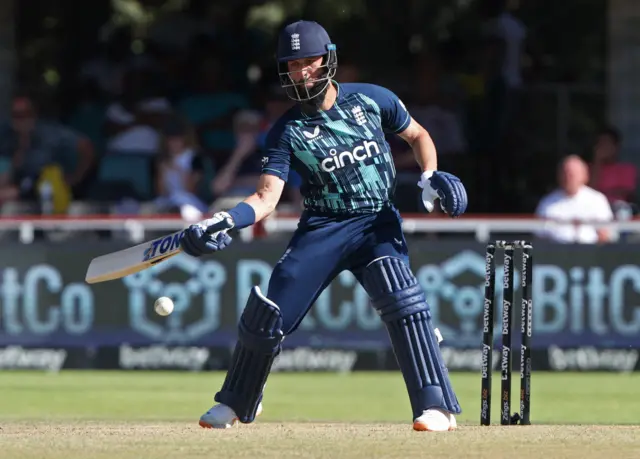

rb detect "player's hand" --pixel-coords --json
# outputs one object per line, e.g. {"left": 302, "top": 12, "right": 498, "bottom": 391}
{"left": 417, "top": 171, "right": 468, "bottom": 218}
{"left": 181, "top": 212, "right": 235, "bottom": 257}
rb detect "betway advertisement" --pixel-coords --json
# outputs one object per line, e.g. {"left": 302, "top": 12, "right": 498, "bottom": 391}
{"left": 1, "top": 241, "right": 639, "bottom": 353}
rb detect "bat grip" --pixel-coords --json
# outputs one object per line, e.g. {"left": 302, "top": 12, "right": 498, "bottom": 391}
{"left": 204, "top": 217, "right": 234, "bottom": 234}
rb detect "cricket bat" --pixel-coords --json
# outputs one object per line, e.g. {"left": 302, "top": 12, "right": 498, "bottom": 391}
{"left": 85, "top": 229, "right": 187, "bottom": 284}
{"left": 85, "top": 217, "right": 233, "bottom": 284}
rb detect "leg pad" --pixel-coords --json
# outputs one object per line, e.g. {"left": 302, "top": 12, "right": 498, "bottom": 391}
{"left": 363, "top": 257, "right": 461, "bottom": 418}
{"left": 214, "top": 286, "right": 284, "bottom": 423}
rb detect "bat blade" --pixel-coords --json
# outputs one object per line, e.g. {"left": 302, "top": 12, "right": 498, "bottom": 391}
{"left": 85, "top": 229, "right": 186, "bottom": 284}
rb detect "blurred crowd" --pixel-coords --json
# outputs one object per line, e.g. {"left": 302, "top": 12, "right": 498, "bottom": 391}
{"left": 0, "top": 28, "right": 305, "bottom": 222}
{"left": 0, "top": 0, "right": 636, "bottom": 244}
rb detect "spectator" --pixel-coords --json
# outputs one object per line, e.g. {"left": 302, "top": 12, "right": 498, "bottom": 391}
{"left": 535, "top": 155, "right": 614, "bottom": 244}
{"left": 210, "top": 109, "right": 263, "bottom": 198}
{"left": 154, "top": 117, "right": 208, "bottom": 218}
{"left": 590, "top": 126, "right": 637, "bottom": 205}
{"left": 0, "top": 93, "right": 95, "bottom": 207}
{"left": 104, "top": 70, "right": 171, "bottom": 156}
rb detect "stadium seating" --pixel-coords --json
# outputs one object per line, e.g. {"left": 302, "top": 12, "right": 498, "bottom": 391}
{"left": 93, "top": 153, "right": 155, "bottom": 201}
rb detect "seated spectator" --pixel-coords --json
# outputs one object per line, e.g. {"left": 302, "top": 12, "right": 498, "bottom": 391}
{"left": 104, "top": 104, "right": 161, "bottom": 155}
{"left": 104, "top": 69, "right": 171, "bottom": 155}
{"left": 590, "top": 126, "right": 637, "bottom": 205}
{"left": 154, "top": 118, "right": 208, "bottom": 216}
{"left": 210, "top": 109, "right": 263, "bottom": 198}
{"left": 0, "top": 93, "right": 95, "bottom": 207}
{"left": 535, "top": 155, "right": 614, "bottom": 244}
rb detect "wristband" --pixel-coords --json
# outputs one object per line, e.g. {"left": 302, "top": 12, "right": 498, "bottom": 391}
{"left": 227, "top": 202, "right": 256, "bottom": 229}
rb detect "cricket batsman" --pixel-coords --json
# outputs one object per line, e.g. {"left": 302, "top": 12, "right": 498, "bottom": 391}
{"left": 180, "top": 20, "right": 468, "bottom": 432}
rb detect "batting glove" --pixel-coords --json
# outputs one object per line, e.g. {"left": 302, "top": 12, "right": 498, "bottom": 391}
{"left": 418, "top": 170, "right": 468, "bottom": 218}
{"left": 181, "top": 212, "right": 235, "bottom": 257}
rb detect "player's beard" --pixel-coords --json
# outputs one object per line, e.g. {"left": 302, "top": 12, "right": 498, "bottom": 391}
{"left": 299, "top": 79, "right": 330, "bottom": 111}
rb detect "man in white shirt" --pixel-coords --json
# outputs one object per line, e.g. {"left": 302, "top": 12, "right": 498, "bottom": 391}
{"left": 535, "top": 155, "right": 614, "bottom": 243}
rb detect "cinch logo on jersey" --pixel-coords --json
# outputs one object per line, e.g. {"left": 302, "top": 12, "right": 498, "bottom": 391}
{"left": 143, "top": 230, "right": 186, "bottom": 261}
{"left": 320, "top": 140, "right": 381, "bottom": 172}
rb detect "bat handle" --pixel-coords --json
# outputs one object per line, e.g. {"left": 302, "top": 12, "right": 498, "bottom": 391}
{"left": 204, "top": 217, "right": 234, "bottom": 234}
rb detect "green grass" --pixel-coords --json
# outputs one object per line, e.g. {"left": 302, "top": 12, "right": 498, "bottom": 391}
{"left": 1, "top": 371, "right": 639, "bottom": 459}
{"left": 1, "top": 371, "right": 639, "bottom": 425}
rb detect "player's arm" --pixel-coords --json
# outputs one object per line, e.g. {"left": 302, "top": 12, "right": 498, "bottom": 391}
{"left": 374, "top": 85, "right": 437, "bottom": 173}
{"left": 226, "top": 124, "right": 291, "bottom": 227}
{"left": 180, "top": 119, "right": 292, "bottom": 258}
{"left": 397, "top": 118, "right": 438, "bottom": 173}
{"left": 376, "top": 85, "right": 467, "bottom": 217}
{"left": 181, "top": 173, "right": 285, "bottom": 258}
{"left": 241, "top": 174, "right": 286, "bottom": 222}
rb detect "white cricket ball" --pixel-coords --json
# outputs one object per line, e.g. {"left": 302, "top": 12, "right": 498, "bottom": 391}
{"left": 154, "top": 296, "right": 174, "bottom": 316}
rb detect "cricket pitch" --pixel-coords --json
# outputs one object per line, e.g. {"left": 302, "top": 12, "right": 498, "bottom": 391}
{"left": 2, "top": 422, "right": 640, "bottom": 459}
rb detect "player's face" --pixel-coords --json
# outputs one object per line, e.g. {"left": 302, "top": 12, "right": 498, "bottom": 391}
{"left": 287, "top": 56, "right": 324, "bottom": 86}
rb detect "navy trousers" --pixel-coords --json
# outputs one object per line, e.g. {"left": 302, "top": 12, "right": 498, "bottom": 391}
{"left": 267, "top": 206, "right": 409, "bottom": 334}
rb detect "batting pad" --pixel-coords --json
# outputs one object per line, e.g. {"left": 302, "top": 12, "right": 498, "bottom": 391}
{"left": 215, "top": 286, "right": 284, "bottom": 423}
{"left": 363, "top": 257, "right": 461, "bottom": 418}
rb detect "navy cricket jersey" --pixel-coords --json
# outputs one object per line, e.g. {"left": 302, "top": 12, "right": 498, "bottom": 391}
{"left": 262, "top": 81, "right": 411, "bottom": 214}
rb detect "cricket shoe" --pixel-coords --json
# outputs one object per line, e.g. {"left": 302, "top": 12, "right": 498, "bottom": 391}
{"left": 199, "top": 402, "right": 263, "bottom": 429}
{"left": 412, "top": 408, "right": 457, "bottom": 432}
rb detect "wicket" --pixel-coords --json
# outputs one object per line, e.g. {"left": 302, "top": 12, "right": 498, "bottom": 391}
{"left": 480, "top": 240, "right": 533, "bottom": 426}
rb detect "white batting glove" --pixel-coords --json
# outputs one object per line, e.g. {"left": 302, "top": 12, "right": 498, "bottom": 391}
{"left": 197, "top": 211, "right": 235, "bottom": 236}
{"left": 417, "top": 170, "right": 440, "bottom": 213}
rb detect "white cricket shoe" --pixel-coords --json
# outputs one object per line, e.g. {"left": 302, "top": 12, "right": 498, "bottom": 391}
{"left": 199, "top": 402, "right": 263, "bottom": 429}
{"left": 413, "top": 408, "right": 457, "bottom": 432}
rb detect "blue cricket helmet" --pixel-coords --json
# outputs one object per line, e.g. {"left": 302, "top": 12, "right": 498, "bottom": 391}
{"left": 276, "top": 20, "right": 338, "bottom": 103}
